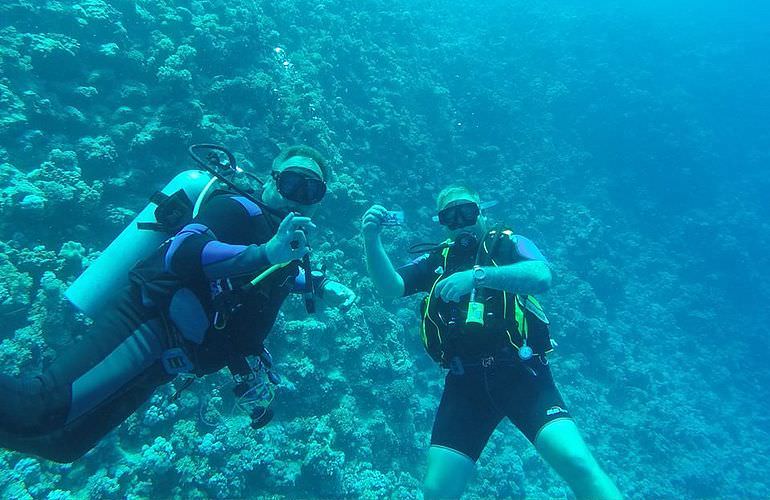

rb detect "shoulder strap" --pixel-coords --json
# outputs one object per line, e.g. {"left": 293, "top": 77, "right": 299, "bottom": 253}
{"left": 137, "top": 189, "right": 194, "bottom": 234}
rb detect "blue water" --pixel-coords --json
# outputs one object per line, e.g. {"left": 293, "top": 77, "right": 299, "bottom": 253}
{"left": 0, "top": 0, "right": 768, "bottom": 497}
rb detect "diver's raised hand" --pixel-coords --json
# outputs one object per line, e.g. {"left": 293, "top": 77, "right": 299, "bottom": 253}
{"left": 265, "top": 212, "right": 316, "bottom": 264}
{"left": 362, "top": 204, "right": 388, "bottom": 240}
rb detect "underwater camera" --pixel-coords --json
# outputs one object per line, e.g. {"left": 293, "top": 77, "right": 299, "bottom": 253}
{"left": 381, "top": 210, "right": 405, "bottom": 226}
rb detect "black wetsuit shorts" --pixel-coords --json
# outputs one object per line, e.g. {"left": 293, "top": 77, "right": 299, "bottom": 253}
{"left": 431, "top": 354, "right": 571, "bottom": 462}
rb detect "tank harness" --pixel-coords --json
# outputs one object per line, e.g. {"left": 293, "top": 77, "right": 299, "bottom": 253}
{"left": 419, "top": 228, "right": 552, "bottom": 368}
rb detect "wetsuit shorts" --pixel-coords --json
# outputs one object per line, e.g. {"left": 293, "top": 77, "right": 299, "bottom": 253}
{"left": 431, "top": 355, "right": 571, "bottom": 462}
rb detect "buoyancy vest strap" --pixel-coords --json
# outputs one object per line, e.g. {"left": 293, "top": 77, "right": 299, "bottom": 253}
{"left": 150, "top": 191, "right": 171, "bottom": 205}
{"left": 484, "top": 230, "right": 531, "bottom": 352}
{"left": 421, "top": 240, "right": 452, "bottom": 360}
{"left": 136, "top": 221, "right": 165, "bottom": 231}
{"left": 514, "top": 296, "right": 528, "bottom": 347}
{"left": 524, "top": 295, "right": 549, "bottom": 324}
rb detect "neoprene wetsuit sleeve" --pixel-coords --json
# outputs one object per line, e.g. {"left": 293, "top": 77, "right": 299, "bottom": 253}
{"left": 499, "top": 234, "right": 548, "bottom": 264}
{"left": 396, "top": 253, "right": 443, "bottom": 296}
{"left": 165, "top": 195, "right": 273, "bottom": 281}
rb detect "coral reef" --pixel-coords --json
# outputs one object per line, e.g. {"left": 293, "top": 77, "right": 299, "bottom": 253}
{"left": 0, "top": 0, "right": 768, "bottom": 498}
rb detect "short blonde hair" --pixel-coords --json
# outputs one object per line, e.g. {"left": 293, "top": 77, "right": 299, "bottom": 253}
{"left": 436, "top": 184, "right": 481, "bottom": 210}
{"left": 272, "top": 145, "right": 331, "bottom": 180}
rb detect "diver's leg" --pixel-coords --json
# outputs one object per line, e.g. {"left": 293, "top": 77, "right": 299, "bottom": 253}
{"left": 0, "top": 291, "right": 170, "bottom": 461}
{"left": 492, "top": 358, "right": 620, "bottom": 499}
{"left": 44, "top": 363, "right": 167, "bottom": 462}
{"left": 0, "top": 374, "right": 70, "bottom": 436}
{"left": 0, "top": 363, "right": 167, "bottom": 463}
{"left": 535, "top": 419, "right": 622, "bottom": 500}
{"left": 514, "top": 360, "right": 620, "bottom": 499}
{"left": 423, "top": 369, "right": 502, "bottom": 499}
{"left": 0, "top": 317, "right": 165, "bottom": 435}
{"left": 423, "top": 445, "right": 475, "bottom": 499}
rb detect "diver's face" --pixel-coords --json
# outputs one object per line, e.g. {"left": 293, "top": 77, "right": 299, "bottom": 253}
{"left": 438, "top": 194, "right": 487, "bottom": 239}
{"left": 262, "top": 156, "right": 325, "bottom": 216}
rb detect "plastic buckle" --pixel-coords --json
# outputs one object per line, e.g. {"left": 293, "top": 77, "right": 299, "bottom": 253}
{"left": 162, "top": 348, "right": 193, "bottom": 374}
{"left": 481, "top": 356, "right": 494, "bottom": 368}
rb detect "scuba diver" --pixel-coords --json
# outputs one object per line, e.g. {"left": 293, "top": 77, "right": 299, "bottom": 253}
{"left": 362, "top": 185, "right": 621, "bottom": 499}
{"left": 0, "top": 144, "right": 356, "bottom": 463}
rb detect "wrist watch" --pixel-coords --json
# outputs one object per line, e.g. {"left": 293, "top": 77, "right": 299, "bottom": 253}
{"left": 310, "top": 270, "right": 326, "bottom": 290}
{"left": 471, "top": 265, "right": 487, "bottom": 289}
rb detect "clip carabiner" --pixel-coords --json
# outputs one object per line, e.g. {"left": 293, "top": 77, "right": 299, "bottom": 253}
{"left": 213, "top": 311, "right": 227, "bottom": 330}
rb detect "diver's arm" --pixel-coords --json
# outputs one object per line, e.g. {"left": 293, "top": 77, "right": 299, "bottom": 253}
{"left": 200, "top": 242, "right": 271, "bottom": 280}
{"left": 483, "top": 233, "right": 552, "bottom": 294}
{"left": 435, "top": 233, "right": 552, "bottom": 302}
{"left": 203, "top": 213, "right": 312, "bottom": 280}
{"left": 364, "top": 235, "right": 405, "bottom": 299}
{"left": 165, "top": 224, "right": 274, "bottom": 281}
{"left": 434, "top": 260, "right": 551, "bottom": 303}
{"left": 169, "top": 200, "right": 311, "bottom": 281}
{"left": 482, "top": 260, "right": 552, "bottom": 295}
{"left": 362, "top": 205, "right": 404, "bottom": 299}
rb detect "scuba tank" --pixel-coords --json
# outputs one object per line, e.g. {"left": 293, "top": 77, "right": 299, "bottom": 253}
{"left": 65, "top": 170, "right": 213, "bottom": 318}
{"left": 65, "top": 143, "right": 322, "bottom": 319}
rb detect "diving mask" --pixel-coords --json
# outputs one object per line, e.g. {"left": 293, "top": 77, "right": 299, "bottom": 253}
{"left": 271, "top": 168, "right": 326, "bottom": 205}
{"left": 434, "top": 200, "right": 498, "bottom": 230}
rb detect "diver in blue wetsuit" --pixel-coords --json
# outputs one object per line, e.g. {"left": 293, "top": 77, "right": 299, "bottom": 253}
{"left": 0, "top": 145, "right": 355, "bottom": 463}
{"left": 363, "top": 185, "right": 621, "bottom": 499}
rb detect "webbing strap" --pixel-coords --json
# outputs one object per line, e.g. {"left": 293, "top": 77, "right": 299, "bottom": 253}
{"left": 514, "top": 296, "right": 529, "bottom": 342}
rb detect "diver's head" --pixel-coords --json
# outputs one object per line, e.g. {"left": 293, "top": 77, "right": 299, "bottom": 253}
{"left": 435, "top": 185, "right": 488, "bottom": 239}
{"left": 262, "top": 145, "right": 330, "bottom": 216}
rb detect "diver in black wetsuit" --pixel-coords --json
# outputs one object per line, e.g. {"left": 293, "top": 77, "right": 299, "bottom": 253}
{"left": 0, "top": 145, "right": 355, "bottom": 463}
{"left": 363, "top": 185, "right": 621, "bottom": 499}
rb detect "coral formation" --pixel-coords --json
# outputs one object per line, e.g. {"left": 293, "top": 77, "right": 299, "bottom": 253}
{"left": 0, "top": 0, "right": 768, "bottom": 498}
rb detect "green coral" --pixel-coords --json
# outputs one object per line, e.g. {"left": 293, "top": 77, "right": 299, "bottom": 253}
{"left": 73, "top": 0, "right": 122, "bottom": 27}
{"left": 0, "top": 82, "right": 27, "bottom": 136}
{"left": 78, "top": 135, "right": 118, "bottom": 172}
{"left": 23, "top": 33, "right": 80, "bottom": 77}
{"left": 0, "top": 253, "right": 33, "bottom": 311}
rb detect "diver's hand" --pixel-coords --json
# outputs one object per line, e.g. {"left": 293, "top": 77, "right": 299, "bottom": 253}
{"left": 435, "top": 270, "right": 475, "bottom": 302}
{"left": 321, "top": 281, "right": 358, "bottom": 310}
{"left": 265, "top": 212, "right": 316, "bottom": 264}
{"left": 362, "top": 204, "right": 388, "bottom": 240}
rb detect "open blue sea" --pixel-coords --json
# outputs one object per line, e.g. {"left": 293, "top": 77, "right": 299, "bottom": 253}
{"left": 1, "top": 1, "right": 768, "bottom": 498}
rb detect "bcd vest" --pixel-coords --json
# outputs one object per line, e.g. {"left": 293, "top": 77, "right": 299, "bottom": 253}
{"left": 418, "top": 229, "right": 553, "bottom": 367}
